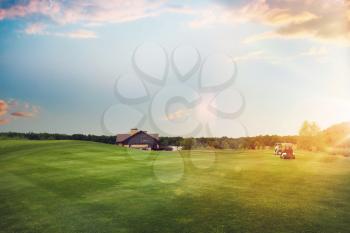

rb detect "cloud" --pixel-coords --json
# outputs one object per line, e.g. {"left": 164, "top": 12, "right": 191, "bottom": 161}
{"left": 233, "top": 49, "right": 288, "bottom": 64}
{"left": 164, "top": 109, "right": 190, "bottom": 121}
{"left": 10, "top": 0, "right": 163, "bottom": 38}
{"left": 232, "top": 45, "right": 330, "bottom": 65}
{"left": 32, "top": 105, "right": 40, "bottom": 114}
{"left": 188, "top": 6, "right": 234, "bottom": 28}
{"left": 299, "top": 46, "right": 328, "bottom": 57}
{"left": 189, "top": 0, "right": 318, "bottom": 28}
{"left": 234, "top": 50, "right": 266, "bottom": 61}
{"left": 0, "top": 100, "right": 8, "bottom": 116}
{"left": 61, "top": 29, "right": 97, "bottom": 39}
{"left": 191, "top": 0, "right": 349, "bottom": 43}
{"left": 0, "top": 0, "right": 60, "bottom": 20}
{"left": 0, "top": 118, "right": 11, "bottom": 126}
{"left": 10, "top": 104, "right": 40, "bottom": 118}
{"left": 24, "top": 22, "right": 47, "bottom": 34}
{"left": 243, "top": 31, "right": 280, "bottom": 43}
{"left": 0, "top": 99, "right": 40, "bottom": 126}
{"left": 256, "top": 0, "right": 349, "bottom": 43}
{"left": 238, "top": 0, "right": 318, "bottom": 25}
{"left": 7, "top": 99, "right": 18, "bottom": 107}
{"left": 11, "top": 111, "right": 35, "bottom": 117}
{"left": 233, "top": 49, "right": 287, "bottom": 64}
{"left": 3, "top": 0, "right": 348, "bottom": 43}
{"left": 24, "top": 23, "right": 97, "bottom": 39}
{"left": 1, "top": 0, "right": 164, "bottom": 25}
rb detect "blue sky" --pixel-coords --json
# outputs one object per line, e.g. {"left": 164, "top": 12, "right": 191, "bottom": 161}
{"left": 0, "top": 0, "right": 349, "bottom": 137}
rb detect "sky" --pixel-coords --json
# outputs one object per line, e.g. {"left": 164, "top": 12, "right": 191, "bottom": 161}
{"left": 0, "top": 0, "right": 349, "bottom": 137}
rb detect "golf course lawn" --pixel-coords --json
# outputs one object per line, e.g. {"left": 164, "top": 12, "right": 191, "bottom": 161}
{"left": 1, "top": 140, "right": 350, "bottom": 233}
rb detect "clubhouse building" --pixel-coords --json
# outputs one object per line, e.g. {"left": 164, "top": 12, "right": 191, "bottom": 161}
{"left": 116, "top": 128, "right": 160, "bottom": 150}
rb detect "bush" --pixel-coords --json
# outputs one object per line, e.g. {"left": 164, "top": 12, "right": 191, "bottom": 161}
{"left": 328, "top": 147, "right": 350, "bottom": 157}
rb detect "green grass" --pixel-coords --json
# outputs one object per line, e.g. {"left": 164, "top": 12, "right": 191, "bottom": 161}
{"left": 1, "top": 140, "right": 350, "bottom": 233}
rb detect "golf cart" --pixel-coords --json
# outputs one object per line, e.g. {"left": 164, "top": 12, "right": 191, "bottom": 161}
{"left": 274, "top": 143, "right": 295, "bottom": 159}
{"left": 274, "top": 143, "right": 282, "bottom": 155}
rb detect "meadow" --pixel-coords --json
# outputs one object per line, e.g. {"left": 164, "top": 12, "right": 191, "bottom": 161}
{"left": 1, "top": 140, "right": 350, "bottom": 233}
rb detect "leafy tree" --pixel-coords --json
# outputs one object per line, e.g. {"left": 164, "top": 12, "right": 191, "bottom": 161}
{"left": 180, "top": 138, "right": 194, "bottom": 150}
{"left": 299, "top": 121, "right": 320, "bottom": 137}
{"left": 298, "top": 121, "right": 324, "bottom": 151}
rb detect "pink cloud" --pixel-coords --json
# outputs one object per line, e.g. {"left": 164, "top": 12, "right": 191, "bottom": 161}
{"left": 191, "top": 0, "right": 349, "bottom": 43}
{"left": 0, "top": 100, "right": 8, "bottom": 116}
{"left": 11, "top": 111, "right": 35, "bottom": 118}
{"left": 53, "top": 0, "right": 163, "bottom": 25}
{"left": 1, "top": 0, "right": 163, "bottom": 25}
{"left": 13, "top": 0, "right": 164, "bottom": 39}
{"left": 23, "top": 22, "right": 97, "bottom": 39}
{"left": 32, "top": 106, "right": 40, "bottom": 114}
{"left": 0, "top": 118, "right": 11, "bottom": 126}
{"left": 24, "top": 23, "right": 47, "bottom": 35}
{"left": 0, "top": 99, "right": 40, "bottom": 124}
{"left": 163, "top": 109, "right": 191, "bottom": 121}
{"left": 60, "top": 29, "right": 97, "bottom": 39}
{"left": 3, "top": 0, "right": 348, "bottom": 43}
{"left": 0, "top": 0, "right": 60, "bottom": 20}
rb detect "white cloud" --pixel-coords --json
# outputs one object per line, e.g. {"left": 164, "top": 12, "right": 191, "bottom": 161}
{"left": 163, "top": 109, "right": 191, "bottom": 121}
{"left": 3, "top": 0, "right": 349, "bottom": 43}
{"left": 61, "top": 29, "right": 97, "bottom": 39}
{"left": 24, "top": 23, "right": 97, "bottom": 39}
{"left": 190, "top": 0, "right": 349, "bottom": 44}
{"left": 234, "top": 50, "right": 266, "bottom": 61}
{"left": 299, "top": 46, "right": 328, "bottom": 57}
{"left": 24, "top": 23, "right": 47, "bottom": 35}
{"left": 0, "top": 0, "right": 164, "bottom": 25}
{"left": 5, "top": 0, "right": 165, "bottom": 39}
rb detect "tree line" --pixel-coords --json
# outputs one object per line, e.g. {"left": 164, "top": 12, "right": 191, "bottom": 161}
{"left": 0, "top": 132, "right": 116, "bottom": 144}
{"left": 1, "top": 121, "right": 349, "bottom": 154}
{"left": 0, "top": 132, "right": 297, "bottom": 150}
{"left": 160, "top": 135, "right": 297, "bottom": 150}
{"left": 296, "top": 121, "right": 350, "bottom": 156}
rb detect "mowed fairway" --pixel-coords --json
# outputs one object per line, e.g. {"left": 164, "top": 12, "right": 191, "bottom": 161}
{"left": 1, "top": 140, "right": 350, "bottom": 233}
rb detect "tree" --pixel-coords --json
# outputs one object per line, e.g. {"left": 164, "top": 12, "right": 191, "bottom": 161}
{"left": 298, "top": 121, "right": 324, "bottom": 151}
{"left": 299, "top": 121, "right": 320, "bottom": 137}
{"left": 180, "top": 138, "right": 194, "bottom": 150}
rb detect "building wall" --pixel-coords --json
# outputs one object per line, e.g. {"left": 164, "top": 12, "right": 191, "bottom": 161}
{"left": 123, "top": 132, "right": 159, "bottom": 149}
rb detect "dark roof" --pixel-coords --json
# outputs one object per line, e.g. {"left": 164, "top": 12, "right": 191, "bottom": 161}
{"left": 116, "top": 134, "right": 131, "bottom": 143}
{"left": 149, "top": 134, "right": 159, "bottom": 141}
{"left": 116, "top": 131, "right": 159, "bottom": 143}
